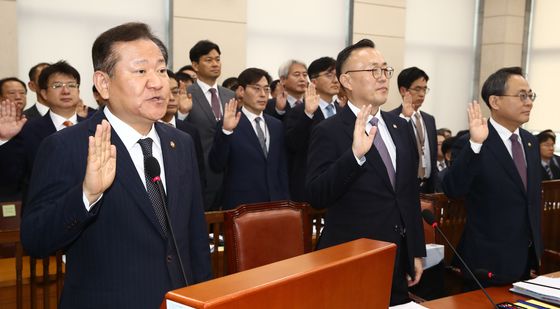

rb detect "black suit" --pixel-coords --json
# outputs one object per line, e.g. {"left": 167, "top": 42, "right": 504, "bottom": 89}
{"left": 306, "top": 105, "right": 425, "bottom": 305}
{"left": 23, "top": 105, "right": 42, "bottom": 119}
{"left": 389, "top": 106, "right": 437, "bottom": 193}
{"left": 21, "top": 111, "right": 211, "bottom": 308}
{"left": 175, "top": 119, "right": 206, "bottom": 191}
{"left": 284, "top": 102, "right": 340, "bottom": 201}
{"left": 540, "top": 161, "right": 560, "bottom": 181}
{"left": 442, "top": 122, "right": 542, "bottom": 285}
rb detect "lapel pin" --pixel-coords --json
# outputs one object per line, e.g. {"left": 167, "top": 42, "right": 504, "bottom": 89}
{"left": 527, "top": 142, "right": 532, "bottom": 147}
{"left": 393, "top": 124, "right": 397, "bottom": 129}
{"left": 170, "top": 141, "right": 176, "bottom": 148}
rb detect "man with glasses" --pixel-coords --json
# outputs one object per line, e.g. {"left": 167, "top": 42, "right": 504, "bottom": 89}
{"left": 390, "top": 67, "right": 438, "bottom": 193}
{"left": 209, "top": 68, "right": 289, "bottom": 210}
{"left": 306, "top": 39, "right": 425, "bottom": 306}
{"left": 284, "top": 56, "right": 340, "bottom": 202}
{"left": 443, "top": 67, "right": 542, "bottom": 289}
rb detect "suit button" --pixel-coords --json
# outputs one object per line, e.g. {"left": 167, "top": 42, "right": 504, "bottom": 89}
{"left": 167, "top": 255, "right": 173, "bottom": 262}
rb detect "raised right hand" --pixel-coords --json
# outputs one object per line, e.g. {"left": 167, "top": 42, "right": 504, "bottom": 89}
{"left": 222, "top": 98, "right": 241, "bottom": 131}
{"left": 401, "top": 91, "right": 414, "bottom": 117}
{"left": 275, "top": 90, "right": 287, "bottom": 111}
{"left": 352, "top": 104, "right": 376, "bottom": 159}
{"left": 304, "top": 83, "right": 320, "bottom": 115}
{"left": 83, "top": 120, "right": 117, "bottom": 204}
{"left": 0, "top": 99, "right": 27, "bottom": 140}
{"left": 467, "top": 100, "right": 488, "bottom": 144}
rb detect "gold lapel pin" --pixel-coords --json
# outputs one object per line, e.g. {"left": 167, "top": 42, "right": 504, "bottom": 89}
{"left": 528, "top": 142, "right": 532, "bottom": 147}
{"left": 393, "top": 124, "right": 397, "bottom": 129}
{"left": 170, "top": 141, "right": 176, "bottom": 148}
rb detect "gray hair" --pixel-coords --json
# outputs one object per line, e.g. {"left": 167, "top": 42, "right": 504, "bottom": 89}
{"left": 278, "top": 59, "right": 307, "bottom": 79}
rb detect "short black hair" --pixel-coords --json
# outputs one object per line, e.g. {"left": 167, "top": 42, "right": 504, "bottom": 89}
{"left": 237, "top": 68, "right": 272, "bottom": 88}
{"left": 441, "top": 136, "right": 456, "bottom": 156}
{"left": 38, "top": 60, "right": 81, "bottom": 90}
{"left": 481, "top": 66, "right": 524, "bottom": 109}
{"left": 437, "top": 128, "right": 452, "bottom": 136}
{"left": 175, "top": 72, "right": 194, "bottom": 84}
{"left": 177, "top": 65, "right": 194, "bottom": 74}
{"left": 167, "top": 69, "right": 177, "bottom": 81}
{"left": 336, "top": 39, "right": 375, "bottom": 83}
{"left": 92, "top": 22, "right": 168, "bottom": 76}
{"left": 537, "top": 130, "right": 556, "bottom": 144}
{"left": 308, "top": 57, "right": 336, "bottom": 79}
{"left": 270, "top": 79, "right": 280, "bottom": 93}
{"left": 397, "top": 67, "right": 429, "bottom": 89}
{"left": 222, "top": 77, "right": 239, "bottom": 91}
{"left": 189, "top": 40, "right": 220, "bottom": 63}
{"left": 28, "top": 62, "right": 50, "bottom": 82}
{"left": 0, "top": 77, "right": 27, "bottom": 96}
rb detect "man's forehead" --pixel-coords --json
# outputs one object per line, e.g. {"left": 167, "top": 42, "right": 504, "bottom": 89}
{"left": 346, "top": 47, "right": 385, "bottom": 68}
{"left": 113, "top": 39, "right": 165, "bottom": 61}
{"left": 289, "top": 63, "right": 307, "bottom": 72}
{"left": 4, "top": 81, "right": 25, "bottom": 89}
{"left": 49, "top": 73, "right": 76, "bottom": 81}
{"left": 506, "top": 74, "right": 530, "bottom": 90}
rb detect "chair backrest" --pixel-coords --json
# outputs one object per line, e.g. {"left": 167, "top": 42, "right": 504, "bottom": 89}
{"left": 541, "top": 180, "right": 560, "bottom": 273}
{"left": 224, "top": 200, "right": 311, "bottom": 274}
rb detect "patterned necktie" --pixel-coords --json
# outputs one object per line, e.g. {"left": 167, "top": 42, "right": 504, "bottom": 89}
{"left": 255, "top": 117, "right": 268, "bottom": 157}
{"left": 369, "top": 117, "right": 395, "bottom": 189}
{"left": 413, "top": 113, "right": 425, "bottom": 178}
{"left": 137, "top": 138, "right": 168, "bottom": 236}
{"left": 209, "top": 88, "right": 222, "bottom": 120}
{"left": 545, "top": 163, "right": 554, "bottom": 179}
{"left": 63, "top": 120, "right": 73, "bottom": 127}
{"left": 325, "top": 104, "right": 335, "bottom": 118}
{"left": 510, "top": 134, "right": 527, "bottom": 189}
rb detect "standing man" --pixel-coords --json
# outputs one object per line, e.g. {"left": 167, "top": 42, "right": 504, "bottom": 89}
{"left": 265, "top": 59, "right": 308, "bottom": 120}
{"left": 180, "top": 40, "right": 235, "bottom": 210}
{"left": 20, "top": 23, "right": 211, "bottom": 308}
{"left": 24, "top": 62, "right": 50, "bottom": 119}
{"left": 389, "top": 67, "right": 437, "bottom": 193}
{"left": 0, "top": 77, "right": 27, "bottom": 116}
{"left": 209, "top": 68, "right": 289, "bottom": 210}
{"left": 306, "top": 39, "right": 425, "bottom": 306}
{"left": 443, "top": 67, "right": 542, "bottom": 288}
{"left": 284, "top": 56, "right": 340, "bottom": 202}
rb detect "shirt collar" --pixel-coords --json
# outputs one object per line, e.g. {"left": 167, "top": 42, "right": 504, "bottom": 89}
{"left": 104, "top": 106, "right": 160, "bottom": 152}
{"left": 490, "top": 117, "right": 520, "bottom": 142}
{"left": 49, "top": 111, "right": 77, "bottom": 131}
{"left": 319, "top": 97, "right": 335, "bottom": 110}
{"left": 286, "top": 94, "right": 304, "bottom": 107}
{"left": 35, "top": 102, "right": 50, "bottom": 116}
{"left": 347, "top": 100, "right": 386, "bottom": 128}
{"left": 197, "top": 79, "right": 218, "bottom": 94}
{"left": 241, "top": 106, "right": 264, "bottom": 122}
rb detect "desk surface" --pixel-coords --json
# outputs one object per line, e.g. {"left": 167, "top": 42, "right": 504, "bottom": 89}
{"left": 423, "top": 272, "right": 560, "bottom": 308}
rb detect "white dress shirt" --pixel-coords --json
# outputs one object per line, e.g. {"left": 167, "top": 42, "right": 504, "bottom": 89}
{"left": 470, "top": 117, "right": 526, "bottom": 161}
{"left": 50, "top": 111, "right": 78, "bottom": 131}
{"left": 241, "top": 106, "right": 270, "bottom": 151}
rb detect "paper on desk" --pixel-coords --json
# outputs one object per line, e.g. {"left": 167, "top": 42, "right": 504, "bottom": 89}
{"left": 422, "top": 244, "right": 444, "bottom": 270}
{"left": 389, "top": 301, "right": 428, "bottom": 309}
{"left": 511, "top": 276, "right": 560, "bottom": 305}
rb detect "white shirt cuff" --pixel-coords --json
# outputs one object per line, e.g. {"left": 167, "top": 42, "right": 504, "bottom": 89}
{"left": 399, "top": 113, "right": 411, "bottom": 121}
{"left": 469, "top": 140, "right": 483, "bottom": 154}
{"left": 222, "top": 128, "right": 233, "bottom": 135}
{"left": 177, "top": 111, "right": 188, "bottom": 121}
{"left": 275, "top": 107, "right": 286, "bottom": 115}
{"left": 83, "top": 193, "right": 103, "bottom": 212}
{"left": 305, "top": 111, "right": 314, "bottom": 119}
{"left": 355, "top": 155, "right": 366, "bottom": 166}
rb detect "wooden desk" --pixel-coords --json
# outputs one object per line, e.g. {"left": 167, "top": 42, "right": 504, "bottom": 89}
{"left": 423, "top": 272, "right": 560, "bottom": 308}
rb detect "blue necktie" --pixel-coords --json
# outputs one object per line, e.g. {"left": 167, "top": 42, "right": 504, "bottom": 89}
{"left": 325, "top": 104, "right": 335, "bottom": 118}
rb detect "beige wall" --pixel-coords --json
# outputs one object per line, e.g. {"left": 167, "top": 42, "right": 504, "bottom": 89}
{"left": 352, "top": 0, "right": 406, "bottom": 111}
{"left": 172, "top": 0, "right": 247, "bottom": 83}
{"left": 0, "top": 0, "right": 18, "bottom": 78}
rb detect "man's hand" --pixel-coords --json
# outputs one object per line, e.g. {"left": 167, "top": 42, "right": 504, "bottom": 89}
{"left": 351, "top": 104, "right": 375, "bottom": 159}
{"left": 222, "top": 98, "right": 241, "bottom": 131}
{"left": 178, "top": 90, "right": 193, "bottom": 114}
{"left": 83, "top": 120, "right": 117, "bottom": 204}
{"left": 407, "top": 257, "right": 424, "bottom": 287}
{"left": 402, "top": 91, "right": 414, "bottom": 117}
{"left": 275, "top": 90, "right": 287, "bottom": 111}
{"left": 468, "top": 100, "right": 488, "bottom": 144}
{"left": 0, "top": 99, "right": 27, "bottom": 140}
{"left": 76, "top": 99, "right": 88, "bottom": 118}
{"left": 304, "top": 83, "right": 320, "bottom": 115}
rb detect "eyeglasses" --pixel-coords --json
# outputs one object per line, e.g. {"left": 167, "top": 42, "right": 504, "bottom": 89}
{"left": 246, "top": 84, "right": 271, "bottom": 94}
{"left": 315, "top": 71, "right": 337, "bottom": 80}
{"left": 345, "top": 66, "right": 394, "bottom": 79}
{"left": 409, "top": 86, "right": 430, "bottom": 94}
{"left": 499, "top": 91, "right": 537, "bottom": 102}
{"left": 50, "top": 82, "right": 79, "bottom": 90}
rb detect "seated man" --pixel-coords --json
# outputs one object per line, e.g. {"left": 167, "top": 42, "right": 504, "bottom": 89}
{"left": 537, "top": 130, "right": 560, "bottom": 180}
{"left": 209, "top": 68, "right": 289, "bottom": 210}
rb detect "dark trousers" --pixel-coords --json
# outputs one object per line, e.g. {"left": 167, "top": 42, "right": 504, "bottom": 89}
{"left": 390, "top": 236, "right": 411, "bottom": 306}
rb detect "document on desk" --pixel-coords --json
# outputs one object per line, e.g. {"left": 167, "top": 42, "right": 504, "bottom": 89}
{"left": 389, "top": 301, "right": 428, "bottom": 308}
{"left": 511, "top": 276, "right": 560, "bottom": 305}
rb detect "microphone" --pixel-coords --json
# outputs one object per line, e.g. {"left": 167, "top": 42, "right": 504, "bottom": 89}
{"left": 422, "top": 209, "right": 498, "bottom": 308}
{"left": 145, "top": 156, "right": 189, "bottom": 286}
{"left": 475, "top": 269, "right": 517, "bottom": 285}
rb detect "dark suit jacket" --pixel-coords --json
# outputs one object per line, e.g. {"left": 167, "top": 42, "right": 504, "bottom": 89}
{"left": 23, "top": 105, "right": 42, "bottom": 119}
{"left": 284, "top": 102, "right": 340, "bottom": 201}
{"left": 20, "top": 111, "right": 211, "bottom": 308}
{"left": 209, "top": 112, "right": 289, "bottom": 210}
{"left": 540, "top": 161, "right": 560, "bottom": 181}
{"left": 306, "top": 105, "right": 426, "bottom": 274}
{"left": 175, "top": 119, "right": 206, "bottom": 190}
{"left": 442, "top": 122, "right": 543, "bottom": 283}
{"left": 186, "top": 83, "right": 235, "bottom": 210}
{"left": 389, "top": 106, "right": 437, "bottom": 192}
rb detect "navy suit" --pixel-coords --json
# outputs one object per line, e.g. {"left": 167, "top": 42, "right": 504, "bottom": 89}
{"left": 389, "top": 105, "right": 437, "bottom": 193}
{"left": 442, "top": 122, "right": 542, "bottom": 285}
{"left": 306, "top": 105, "right": 425, "bottom": 304}
{"left": 20, "top": 111, "right": 211, "bottom": 308}
{"left": 23, "top": 105, "right": 42, "bottom": 119}
{"left": 208, "top": 112, "right": 289, "bottom": 210}
{"left": 284, "top": 102, "right": 340, "bottom": 202}
{"left": 175, "top": 119, "right": 206, "bottom": 190}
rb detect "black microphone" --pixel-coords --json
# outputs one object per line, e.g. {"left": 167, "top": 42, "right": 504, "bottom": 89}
{"left": 475, "top": 269, "right": 518, "bottom": 285}
{"left": 145, "top": 156, "right": 189, "bottom": 286}
{"left": 422, "top": 209, "right": 498, "bottom": 308}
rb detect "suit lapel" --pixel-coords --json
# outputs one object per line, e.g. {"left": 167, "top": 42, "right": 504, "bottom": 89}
{"left": 521, "top": 129, "right": 538, "bottom": 194}
{"left": 485, "top": 123, "right": 526, "bottom": 193}
{"left": 240, "top": 113, "right": 267, "bottom": 159}
{"left": 157, "top": 124, "right": 181, "bottom": 223}
{"left": 190, "top": 83, "right": 217, "bottom": 123}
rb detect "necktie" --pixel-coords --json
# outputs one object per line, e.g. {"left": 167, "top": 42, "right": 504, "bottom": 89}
{"left": 545, "top": 163, "right": 554, "bottom": 179}
{"left": 138, "top": 138, "right": 168, "bottom": 236}
{"left": 295, "top": 100, "right": 303, "bottom": 106}
{"left": 209, "top": 88, "right": 222, "bottom": 120}
{"left": 510, "top": 134, "right": 527, "bottom": 189}
{"left": 255, "top": 117, "right": 268, "bottom": 157}
{"left": 369, "top": 117, "right": 395, "bottom": 189}
{"left": 413, "top": 113, "right": 425, "bottom": 178}
{"left": 325, "top": 104, "right": 335, "bottom": 118}
{"left": 63, "top": 120, "right": 73, "bottom": 127}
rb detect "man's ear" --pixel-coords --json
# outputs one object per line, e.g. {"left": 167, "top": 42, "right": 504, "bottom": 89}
{"left": 93, "top": 71, "right": 110, "bottom": 100}
{"left": 39, "top": 89, "right": 48, "bottom": 102}
{"left": 488, "top": 95, "right": 499, "bottom": 110}
{"left": 399, "top": 86, "right": 407, "bottom": 97}
{"left": 28, "top": 81, "right": 37, "bottom": 92}
{"left": 339, "top": 73, "right": 351, "bottom": 91}
{"left": 191, "top": 61, "right": 199, "bottom": 72}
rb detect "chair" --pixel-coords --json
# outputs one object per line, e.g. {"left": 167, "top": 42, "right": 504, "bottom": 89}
{"left": 0, "top": 200, "right": 23, "bottom": 309}
{"left": 223, "top": 200, "right": 311, "bottom": 274}
{"left": 540, "top": 180, "right": 560, "bottom": 273}
{"left": 204, "top": 211, "right": 225, "bottom": 278}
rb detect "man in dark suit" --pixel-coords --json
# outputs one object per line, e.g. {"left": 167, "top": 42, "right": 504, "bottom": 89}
{"left": 0, "top": 77, "right": 27, "bottom": 117}
{"left": 284, "top": 56, "right": 340, "bottom": 202}
{"left": 178, "top": 40, "right": 235, "bottom": 210}
{"left": 209, "top": 68, "right": 289, "bottom": 210}
{"left": 264, "top": 59, "right": 308, "bottom": 120}
{"left": 443, "top": 67, "right": 542, "bottom": 289}
{"left": 389, "top": 67, "right": 437, "bottom": 193}
{"left": 24, "top": 62, "right": 50, "bottom": 119}
{"left": 306, "top": 39, "right": 425, "bottom": 306}
{"left": 537, "top": 130, "right": 560, "bottom": 181}
{"left": 20, "top": 22, "right": 211, "bottom": 308}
